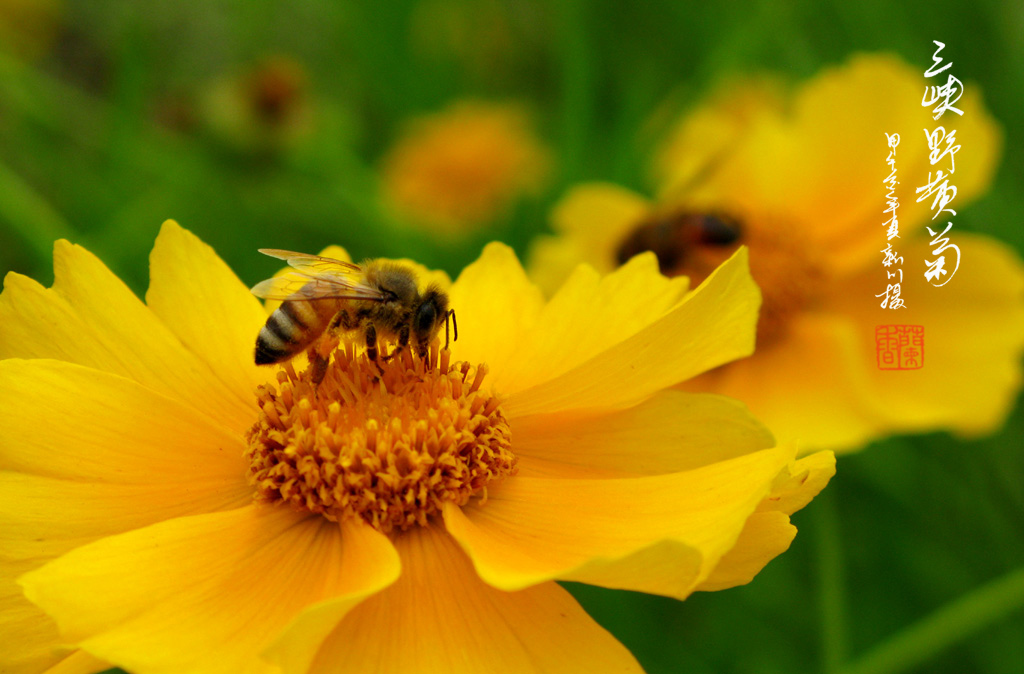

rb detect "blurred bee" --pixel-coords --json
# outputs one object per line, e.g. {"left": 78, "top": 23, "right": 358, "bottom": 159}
{"left": 250, "top": 249, "right": 456, "bottom": 379}
{"left": 615, "top": 211, "right": 742, "bottom": 276}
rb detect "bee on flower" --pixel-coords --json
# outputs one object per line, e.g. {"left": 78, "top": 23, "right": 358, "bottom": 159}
{"left": 529, "top": 54, "right": 1024, "bottom": 453}
{"left": 250, "top": 249, "right": 457, "bottom": 385}
{"left": 0, "top": 221, "right": 831, "bottom": 673}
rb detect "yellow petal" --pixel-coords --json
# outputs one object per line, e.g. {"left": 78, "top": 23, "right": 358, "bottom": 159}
{"left": 1, "top": 561, "right": 67, "bottom": 674}
{"left": 765, "top": 54, "right": 942, "bottom": 243}
{"left": 527, "top": 182, "right": 652, "bottom": 298}
{"left": 0, "top": 471, "right": 251, "bottom": 567}
{"left": 444, "top": 446, "right": 792, "bottom": 597}
{"left": 505, "top": 247, "right": 759, "bottom": 418}
{"left": 653, "top": 77, "right": 784, "bottom": 197}
{"left": 499, "top": 252, "right": 689, "bottom": 396}
{"left": 824, "top": 232, "right": 1024, "bottom": 439}
{"left": 682, "top": 313, "right": 887, "bottom": 452}
{"left": 694, "top": 511, "right": 795, "bottom": 592}
{"left": 524, "top": 234, "right": 588, "bottom": 298}
{"left": 0, "top": 359, "right": 248, "bottom": 487}
{"left": 698, "top": 450, "right": 835, "bottom": 591}
{"left": 42, "top": 651, "right": 110, "bottom": 674}
{"left": 0, "top": 240, "right": 254, "bottom": 435}
{"left": 447, "top": 242, "right": 545, "bottom": 385}
{"left": 305, "top": 527, "right": 643, "bottom": 674}
{"left": 759, "top": 451, "right": 837, "bottom": 516}
{"left": 317, "top": 245, "right": 352, "bottom": 262}
{"left": 146, "top": 220, "right": 275, "bottom": 405}
{"left": 1, "top": 475, "right": 239, "bottom": 674}
{"left": 513, "top": 389, "right": 774, "bottom": 478}
{"left": 261, "top": 518, "right": 402, "bottom": 674}
{"left": 20, "top": 506, "right": 399, "bottom": 674}
{"left": 0, "top": 359, "right": 250, "bottom": 673}
{"left": 549, "top": 183, "right": 652, "bottom": 270}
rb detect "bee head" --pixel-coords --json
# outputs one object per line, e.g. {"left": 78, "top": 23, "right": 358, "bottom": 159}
{"left": 414, "top": 286, "right": 456, "bottom": 352}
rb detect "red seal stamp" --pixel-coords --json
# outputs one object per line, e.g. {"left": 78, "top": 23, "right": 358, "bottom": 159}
{"left": 876, "top": 325, "right": 924, "bottom": 370}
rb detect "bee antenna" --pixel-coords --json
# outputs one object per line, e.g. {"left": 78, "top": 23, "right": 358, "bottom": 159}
{"left": 444, "top": 309, "right": 458, "bottom": 349}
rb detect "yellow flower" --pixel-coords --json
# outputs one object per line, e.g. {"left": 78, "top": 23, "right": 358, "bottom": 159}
{"left": 0, "top": 221, "right": 832, "bottom": 673}
{"left": 201, "top": 56, "right": 314, "bottom": 154}
{"left": 380, "top": 100, "right": 551, "bottom": 235}
{"left": 530, "top": 54, "right": 1024, "bottom": 453}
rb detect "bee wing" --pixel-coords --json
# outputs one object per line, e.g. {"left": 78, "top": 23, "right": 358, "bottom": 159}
{"left": 249, "top": 274, "right": 384, "bottom": 301}
{"left": 258, "top": 249, "right": 363, "bottom": 275}
{"left": 252, "top": 250, "right": 388, "bottom": 301}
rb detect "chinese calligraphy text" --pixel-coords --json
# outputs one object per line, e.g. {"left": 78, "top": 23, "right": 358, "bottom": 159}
{"left": 918, "top": 40, "right": 963, "bottom": 287}
{"left": 878, "top": 132, "right": 906, "bottom": 309}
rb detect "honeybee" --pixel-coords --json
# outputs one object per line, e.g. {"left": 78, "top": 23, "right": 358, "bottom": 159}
{"left": 250, "top": 249, "right": 456, "bottom": 375}
{"left": 615, "top": 211, "right": 742, "bottom": 276}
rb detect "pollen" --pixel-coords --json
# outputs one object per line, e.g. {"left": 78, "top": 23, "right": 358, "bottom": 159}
{"left": 245, "top": 346, "right": 515, "bottom": 532}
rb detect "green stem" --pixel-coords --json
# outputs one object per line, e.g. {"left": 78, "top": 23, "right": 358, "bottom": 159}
{"left": 837, "top": 567, "right": 1024, "bottom": 674}
{"left": 0, "top": 159, "right": 76, "bottom": 261}
{"left": 554, "top": 0, "right": 594, "bottom": 185}
{"left": 815, "top": 488, "right": 849, "bottom": 673}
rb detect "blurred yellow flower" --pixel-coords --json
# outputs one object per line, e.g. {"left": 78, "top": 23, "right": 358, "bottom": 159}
{"left": 201, "top": 56, "right": 314, "bottom": 154}
{"left": 529, "top": 54, "right": 1024, "bottom": 453}
{"left": 381, "top": 100, "right": 550, "bottom": 236}
{"left": 0, "top": 222, "right": 831, "bottom": 673}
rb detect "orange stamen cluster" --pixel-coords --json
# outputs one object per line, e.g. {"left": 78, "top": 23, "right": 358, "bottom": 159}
{"left": 245, "top": 346, "right": 515, "bottom": 532}
{"left": 745, "top": 228, "right": 825, "bottom": 344}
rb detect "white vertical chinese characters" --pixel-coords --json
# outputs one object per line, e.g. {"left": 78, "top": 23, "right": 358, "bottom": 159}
{"left": 878, "top": 132, "right": 906, "bottom": 309}
{"left": 918, "top": 40, "right": 963, "bottom": 287}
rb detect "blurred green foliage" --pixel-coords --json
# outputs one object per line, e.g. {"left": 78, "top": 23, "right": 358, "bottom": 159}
{"left": 1, "top": 1, "right": 1022, "bottom": 673}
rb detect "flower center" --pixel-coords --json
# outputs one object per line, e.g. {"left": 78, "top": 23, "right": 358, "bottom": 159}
{"left": 744, "top": 226, "right": 825, "bottom": 345}
{"left": 616, "top": 210, "right": 823, "bottom": 345}
{"left": 245, "top": 346, "right": 515, "bottom": 532}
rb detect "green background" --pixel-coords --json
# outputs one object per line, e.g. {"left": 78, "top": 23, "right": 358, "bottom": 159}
{"left": 1, "top": 1, "right": 1022, "bottom": 673}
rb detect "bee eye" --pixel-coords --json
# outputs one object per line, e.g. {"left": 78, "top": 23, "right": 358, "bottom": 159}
{"left": 416, "top": 301, "right": 437, "bottom": 335}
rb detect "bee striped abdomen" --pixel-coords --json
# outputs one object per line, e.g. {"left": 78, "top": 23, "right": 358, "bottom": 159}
{"left": 255, "top": 298, "right": 331, "bottom": 365}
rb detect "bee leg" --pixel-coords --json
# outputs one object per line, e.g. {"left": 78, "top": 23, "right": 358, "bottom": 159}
{"left": 307, "top": 311, "right": 353, "bottom": 389}
{"left": 415, "top": 334, "right": 429, "bottom": 359}
{"left": 309, "top": 336, "right": 338, "bottom": 388}
{"left": 365, "top": 323, "right": 378, "bottom": 362}
{"left": 328, "top": 309, "right": 355, "bottom": 335}
{"left": 383, "top": 324, "right": 410, "bottom": 363}
{"left": 310, "top": 350, "right": 330, "bottom": 387}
